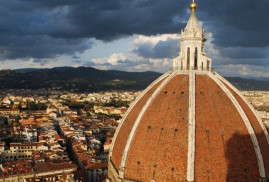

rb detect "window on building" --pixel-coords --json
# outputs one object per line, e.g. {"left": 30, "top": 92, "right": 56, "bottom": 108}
{"left": 194, "top": 47, "right": 198, "bottom": 70}
{"left": 187, "top": 47, "right": 190, "bottom": 70}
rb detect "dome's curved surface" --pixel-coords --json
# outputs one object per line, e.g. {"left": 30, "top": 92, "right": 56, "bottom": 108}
{"left": 108, "top": 71, "right": 269, "bottom": 182}
{"left": 108, "top": 1, "right": 269, "bottom": 181}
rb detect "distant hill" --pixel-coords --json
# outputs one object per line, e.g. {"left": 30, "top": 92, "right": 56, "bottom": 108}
{"left": 225, "top": 77, "right": 269, "bottom": 91}
{"left": 14, "top": 68, "right": 43, "bottom": 73}
{"left": 0, "top": 67, "right": 269, "bottom": 91}
{"left": 0, "top": 67, "right": 161, "bottom": 92}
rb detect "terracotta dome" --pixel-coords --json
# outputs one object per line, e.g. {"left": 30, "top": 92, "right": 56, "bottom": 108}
{"left": 108, "top": 1, "right": 269, "bottom": 182}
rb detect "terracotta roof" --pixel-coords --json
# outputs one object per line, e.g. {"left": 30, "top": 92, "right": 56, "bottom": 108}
{"left": 0, "top": 108, "right": 20, "bottom": 111}
{"left": 89, "top": 125, "right": 99, "bottom": 129}
{"left": 125, "top": 74, "right": 189, "bottom": 181}
{"left": 10, "top": 142, "right": 39, "bottom": 147}
{"left": 84, "top": 162, "right": 108, "bottom": 170}
{"left": 109, "top": 73, "right": 269, "bottom": 182}
{"left": 111, "top": 75, "right": 167, "bottom": 172}
{"left": 48, "top": 111, "right": 57, "bottom": 114}
{"left": 33, "top": 162, "right": 77, "bottom": 173}
{"left": 104, "top": 137, "right": 112, "bottom": 145}
{"left": 54, "top": 135, "right": 63, "bottom": 140}
{"left": 49, "top": 105, "right": 57, "bottom": 109}
{"left": 222, "top": 79, "right": 269, "bottom": 178}
{"left": 33, "top": 156, "right": 44, "bottom": 160}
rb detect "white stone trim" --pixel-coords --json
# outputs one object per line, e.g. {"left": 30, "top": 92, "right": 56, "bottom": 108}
{"left": 175, "top": 70, "right": 193, "bottom": 74}
{"left": 174, "top": 70, "right": 208, "bottom": 75}
{"left": 193, "top": 70, "right": 208, "bottom": 75}
{"left": 214, "top": 73, "right": 269, "bottom": 145}
{"left": 109, "top": 72, "right": 171, "bottom": 158}
{"left": 208, "top": 72, "right": 266, "bottom": 178}
{"left": 119, "top": 72, "right": 177, "bottom": 178}
{"left": 187, "top": 71, "right": 196, "bottom": 182}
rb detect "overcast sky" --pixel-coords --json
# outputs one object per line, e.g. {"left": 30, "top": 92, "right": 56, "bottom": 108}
{"left": 0, "top": 0, "right": 269, "bottom": 78}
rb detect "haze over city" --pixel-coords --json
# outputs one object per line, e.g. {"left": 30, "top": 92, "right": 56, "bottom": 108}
{"left": 0, "top": 0, "right": 269, "bottom": 78}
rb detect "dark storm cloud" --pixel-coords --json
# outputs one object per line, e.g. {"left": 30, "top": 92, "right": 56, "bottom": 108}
{"left": 18, "top": 0, "right": 269, "bottom": 46}
{"left": 199, "top": 0, "right": 269, "bottom": 47}
{"left": 7, "top": 0, "right": 187, "bottom": 40}
{"left": 0, "top": 0, "right": 269, "bottom": 64}
{"left": 0, "top": 0, "right": 186, "bottom": 60}
{"left": 215, "top": 57, "right": 269, "bottom": 67}
{"left": 66, "top": 0, "right": 186, "bottom": 41}
{"left": 72, "top": 60, "right": 82, "bottom": 64}
{"left": 33, "top": 59, "right": 49, "bottom": 66}
{"left": 219, "top": 47, "right": 269, "bottom": 59}
{"left": 134, "top": 38, "right": 179, "bottom": 59}
{"left": 211, "top": 46, "right": 269, "bottom": 67}
{"left": 72, "top": 55, "right": 81, "bottom": 59}
{"left": 0, "top": 35, "right": 92, "bottom": 59}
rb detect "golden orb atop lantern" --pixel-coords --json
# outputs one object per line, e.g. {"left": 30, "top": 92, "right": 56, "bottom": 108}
{"left": 190, "top": 0, "right": 197, "bottom": 12}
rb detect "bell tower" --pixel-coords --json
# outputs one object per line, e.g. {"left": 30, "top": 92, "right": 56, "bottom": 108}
{"left": 173, "top": 0, "right": 212, "bottom": 71}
